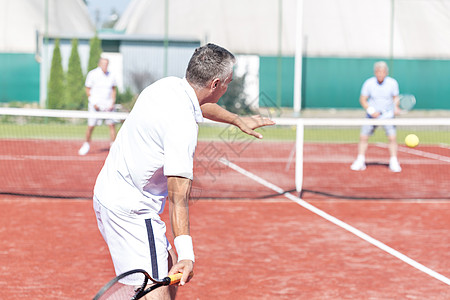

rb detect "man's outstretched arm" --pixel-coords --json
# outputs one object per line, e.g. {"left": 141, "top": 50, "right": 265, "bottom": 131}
{"left": 200, "top": 103, "right": 275, "bottom": 139}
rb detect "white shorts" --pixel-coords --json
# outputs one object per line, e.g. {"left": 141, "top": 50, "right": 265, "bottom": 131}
{"left": 361, "top": 110, "right": 396, "bottom": 137}
{"left": 88, "top": 104, "right": 117, "bottom": 127}
{"left": 93, "top": 197, "right": 172, "bottom": 282}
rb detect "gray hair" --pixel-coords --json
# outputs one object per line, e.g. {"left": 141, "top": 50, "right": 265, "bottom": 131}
{"left": 186, "top": 43, "right": 236, "bottom": 88}
{"left": 374, "top": 61, "right": 388, "bottom": 72}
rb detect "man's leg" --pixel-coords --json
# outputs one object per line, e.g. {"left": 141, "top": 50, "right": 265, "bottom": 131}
{"left": 358, "top": 135, "right": 369, "bottom": 157}
{"left": 388, "top": 134, "right": 401, "bottom": 172}
{"left": 85, "top": 125, "right": 95, "bottom": 143}
{"left": 351, "top": 135, "right": 369, "bottom": 171}
{"left": 143, "top": 248, "right": 178, "bottom": 300}
{"left": 384, "top": 123, "right": 401, "bottom": 172}
{"left": 79, "top": 125, "right": 95, "bottom": 155}
{"left": 388, "top": 134, "right": 398, "bottom": 158}
{"left": 108, "top": 124, "right": 116, "bottom": 145}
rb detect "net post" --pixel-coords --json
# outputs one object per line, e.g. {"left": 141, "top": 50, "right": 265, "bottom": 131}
{"left": 295, "top": 119, "right": 304, "bottom": 196}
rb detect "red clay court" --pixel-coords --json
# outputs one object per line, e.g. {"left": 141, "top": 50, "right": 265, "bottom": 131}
{"left": 0, "top": 139, "right": 449, "bottom": 299}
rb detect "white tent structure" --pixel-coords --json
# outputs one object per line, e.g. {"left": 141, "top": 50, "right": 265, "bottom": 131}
{"left": 0, "top": 0, "right": 95, "bottom": 105}
{"left": 115, "top": 0, "right": 450, "bottom": 113}
{"left": 0, "top": 0, "right": 95, "bottom": 53}
{"left": 115, "top": 0, "right": 450, "bottom": 59}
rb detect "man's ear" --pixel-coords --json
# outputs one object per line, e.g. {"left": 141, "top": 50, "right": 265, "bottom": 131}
{"left": 211, "top": 78, "right": 220, "bottom": 89}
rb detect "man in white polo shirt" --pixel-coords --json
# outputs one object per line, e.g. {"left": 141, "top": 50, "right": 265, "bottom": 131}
{"left": 350, "top": 61, "right": 402, "bottom": 172}
{"left": 78, "top": 57, "right": 117, "bottom": 155}
{"left": 93, "top": 44, "right": 274, "bottom": 299}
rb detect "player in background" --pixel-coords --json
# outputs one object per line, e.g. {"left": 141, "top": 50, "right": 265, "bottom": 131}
{"left": 350, "top": 61, "right": 402, "bottom": 172}
{"left": 78, "top": 57, "right": 117, "bottom": 155}
{"left": 93, "top": 44, "right": 274, "bottom": 299}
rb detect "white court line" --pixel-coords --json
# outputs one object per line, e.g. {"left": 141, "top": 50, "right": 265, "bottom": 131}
{"left": 376, "top": 143, "right": 450, "bottom": 163}
{"left": 398, "top": 147, "right": 450, "bottom": 163}
{"left": 219, "top": 157, "right": 450, "bottom": 286}
{"left": 0, "top": 155, "right": 104, "bottom": 161}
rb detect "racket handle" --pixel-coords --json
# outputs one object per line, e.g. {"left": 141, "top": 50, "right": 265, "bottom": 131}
{"left": 167, "top": 273, "right": 183, "bottom": 285}
{"left": 166, "top": 272, "right": 194, "bottom": 285}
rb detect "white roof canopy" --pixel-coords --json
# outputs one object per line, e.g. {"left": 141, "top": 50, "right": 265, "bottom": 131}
{"left": 115, "top": 0, "right": 450, "bottom": 58}
{"left": 0, "top": 0, "right": 95, "bottom": 53}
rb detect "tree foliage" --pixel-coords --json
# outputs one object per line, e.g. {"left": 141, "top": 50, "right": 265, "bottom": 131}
{"left": 218, "top": 73, "right": 255, "bottom": 115}
{"left": 66, "top": 39, "right": 87, "bottom": 109}
{"left": 47, "top": 39, "right": 65, "bottom": 109}
{"left": 88, "top": 35, "right": 103, "bottom": 72}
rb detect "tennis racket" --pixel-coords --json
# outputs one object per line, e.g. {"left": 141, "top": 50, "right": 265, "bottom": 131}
{"left": 398, "top": 94, "right": 416, "bottom": 114}
{"left": 93, "top": 269, "right": 184, "bottom": 300}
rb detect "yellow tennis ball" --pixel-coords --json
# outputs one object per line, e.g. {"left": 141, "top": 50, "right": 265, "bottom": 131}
{"left": 405, "top": 134, "right": 419, "bottom": 148}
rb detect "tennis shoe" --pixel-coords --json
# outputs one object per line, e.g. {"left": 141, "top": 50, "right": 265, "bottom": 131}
{"left": 389, "top": 158, "right": 402, "bottom": 172}
{"left": 78, "top": 142, "right": 90, "bottom": 156}
{"left": 350, "top": 159, "right": 366, "bottom": 171}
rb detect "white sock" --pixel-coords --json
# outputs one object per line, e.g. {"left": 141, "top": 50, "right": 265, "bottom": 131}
{"left": 357, "top": 155, "right": 365, "bottom": 162}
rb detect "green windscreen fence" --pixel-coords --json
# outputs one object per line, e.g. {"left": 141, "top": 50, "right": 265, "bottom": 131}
{"left": 0, "top": 53, "right": 40, "bottom": 103}
{"left": 259, "top": 56, "right": 450, "bottom": 110}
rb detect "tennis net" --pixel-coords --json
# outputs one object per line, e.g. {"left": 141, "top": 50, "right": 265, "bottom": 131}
{"left": 0, "top": 108, "right": 448, "bottom": 200}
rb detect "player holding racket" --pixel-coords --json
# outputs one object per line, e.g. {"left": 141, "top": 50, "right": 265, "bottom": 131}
{"left": 93, "top": 44, "right": 274, "bottom": 299}
{"left": 79, "top": 57, "right": 118, "bottom": 156}
{"left": 350, "top": 61, "right": 402, "bottom": 172}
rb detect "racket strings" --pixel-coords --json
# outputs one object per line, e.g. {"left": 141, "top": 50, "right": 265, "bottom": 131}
{"left": 95, "top": 272, "right": 149, "bottom": 300}
{"left": 95, "top": 282, "right": 138, "bottom": 300}
{"left": 399, "top": 95, "right": 416, "bottom": 110}
{"left": 95, "top": 281, "right": 161, "bottom": 300}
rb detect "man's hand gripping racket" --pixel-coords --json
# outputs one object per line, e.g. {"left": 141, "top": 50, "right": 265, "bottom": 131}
{"left": 92, "top": 269, "right": 192, "bottom": 300}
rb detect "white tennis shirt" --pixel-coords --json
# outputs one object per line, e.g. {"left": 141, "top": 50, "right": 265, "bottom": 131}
{"left": 85, "top": 67, "right": 117, "bottom": 108}
{"left": 94, "top": 77, "right": 203, "bottom": 216}
{"left": 361, "top": 76, "right": 399, "bottom": 113}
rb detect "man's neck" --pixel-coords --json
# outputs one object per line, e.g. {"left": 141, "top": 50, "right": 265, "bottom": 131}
{"left": 188, "top": 81, "right": 213, "bottom": 106}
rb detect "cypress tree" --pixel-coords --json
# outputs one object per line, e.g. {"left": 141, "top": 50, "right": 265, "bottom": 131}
{"left": 218, "top": 73, "right": 254, "bottom": 115}
{"left": 66, "top": 39, "right": 87, "bottom": 109}
{"left": 88, "top": 35, "right": 103, "bottom": 72}
{"left": 47, "top": 39, "right": 65, "bottom": 109}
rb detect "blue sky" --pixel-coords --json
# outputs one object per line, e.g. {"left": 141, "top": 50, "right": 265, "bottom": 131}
{"left": 86, "top": 0, "right": 131, "bottom": 28}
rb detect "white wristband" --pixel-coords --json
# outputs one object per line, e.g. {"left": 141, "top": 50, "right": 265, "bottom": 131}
{"left": 366, "top": 106, "right": 376, "bottom": 115}
{"left": 174, "top": 235, "right": 195, "bottom": 262}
